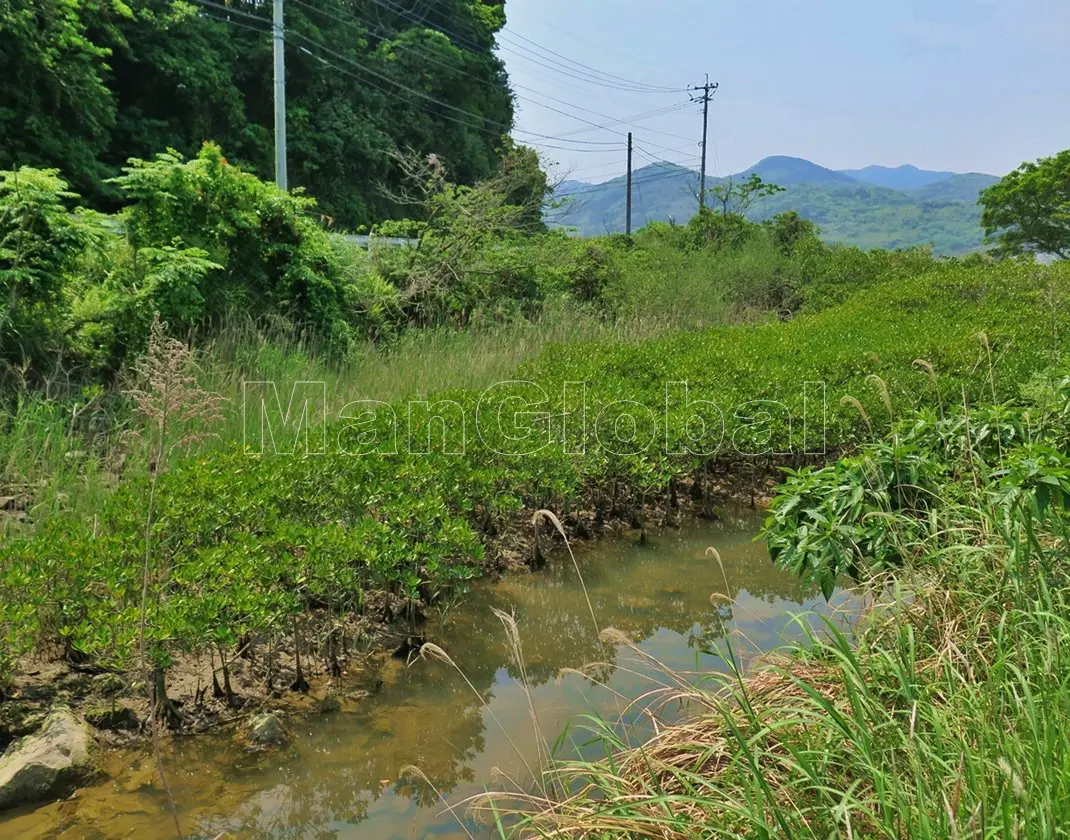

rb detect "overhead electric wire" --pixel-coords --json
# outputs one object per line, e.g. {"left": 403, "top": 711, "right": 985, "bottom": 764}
{"left": 291, "top": 0, "right": 691, "bottom": 146}
{"left": 496, "top": 45, "right": 680, "bottom": 95}
{"left": 286, "top": 31, "right": 508, "bottom": 136}
{"left": 561, "top": 158, "right": 636, "bottom": 178}
{"left": 288, "top": 31, "right": 627, "bottom": 153}
{"left": 633, "top": 137, "right": 702, "bottom": 157}
{"left": 499, "top": 28, "right": 681, "bottom": 93}
{"left": 558, "top": 167, "right": 697, "bottom": 200}
{"left": 191, "top": 0, "right": 271, "bottom": 25}
{"left": 368, "top": 0, "right": 682, "bottom": 95}
{"left": 191, "top": 0, "right": 707, "bottom": 174}
{"left": 634, "top": 142, "right": 700, "bottom": 169}
{"left": 202, "top": 13, "right": 271, "bottom": 35}
{"left": 554, "top": 102, "right": 692, "bottom": 138}
{"left": 535, "top": 18, "right": 668, "bottom": 78}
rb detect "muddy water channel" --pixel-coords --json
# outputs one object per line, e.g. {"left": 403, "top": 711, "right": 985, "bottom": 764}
{"left": 2, "top": 509, "right": 854, "bottom": 839}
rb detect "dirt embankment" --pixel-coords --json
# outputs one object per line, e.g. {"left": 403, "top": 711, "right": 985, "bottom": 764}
{"left": 2, "top": 457, "right": 793, "bottom": 753}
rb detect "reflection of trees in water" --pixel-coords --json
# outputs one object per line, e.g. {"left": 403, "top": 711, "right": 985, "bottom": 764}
{"left": 191, "top": 522, "right": 820, "bottom": 838}
{"left": 192, "top": 683, "right": 488, "bottom": 838}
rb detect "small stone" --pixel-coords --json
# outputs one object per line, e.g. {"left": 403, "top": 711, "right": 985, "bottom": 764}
{"left": 0, "top": 708, "right": 99, "bottom": 812}
{"left": 317, "top": 694, "right": 342, "bottom": 714}
{"left": 244, "top": 713, "right": 288, "bottom": 747}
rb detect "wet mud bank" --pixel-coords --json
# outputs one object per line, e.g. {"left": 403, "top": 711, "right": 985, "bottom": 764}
{"left": 0, "top": 455, "right": 812, "bottom": 818}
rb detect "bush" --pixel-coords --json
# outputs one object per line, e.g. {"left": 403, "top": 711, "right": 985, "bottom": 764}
{"left": 112, "top": 142, "right": 358, "bottom": 346}
{"left": 0, "top": 168, "right": 95, "bottom": 376}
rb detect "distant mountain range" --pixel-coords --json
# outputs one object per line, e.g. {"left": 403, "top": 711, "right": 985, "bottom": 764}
{"left": 551, "top": 155, "right": 1001, "bottom": 254}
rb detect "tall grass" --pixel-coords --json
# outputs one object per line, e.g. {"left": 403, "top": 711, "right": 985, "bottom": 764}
{"left": 608, "top": 236, "right": 782, "bottom": 326}
{"left": 0, "top": 299, "right": 684, "bottom": 524}
{"left": 490, "top": 553, "right": 1070, "bottom": 837}
{"left": 200, "top": 298, "right": 682, "bottom": 412}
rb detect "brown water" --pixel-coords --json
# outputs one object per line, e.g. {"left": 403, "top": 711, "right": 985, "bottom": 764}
{"left": 1, "top": 509, "right": 854, "bottom": 840}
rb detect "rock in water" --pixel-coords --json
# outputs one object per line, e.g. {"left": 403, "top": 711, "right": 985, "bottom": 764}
{"left": 0, "top": 709, "right": 98, "bottom": 811}
{"left": 244, "top": 712, "right": 289, "bottom": 747}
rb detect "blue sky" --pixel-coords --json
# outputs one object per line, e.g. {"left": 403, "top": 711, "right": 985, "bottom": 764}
{"left": 501, "top": 0, "right": 1070, "bottom": 183}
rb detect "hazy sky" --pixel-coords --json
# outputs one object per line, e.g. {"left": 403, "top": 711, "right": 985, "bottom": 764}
{"left": 501, "top": 0, "right": 1070, "bottom": 183}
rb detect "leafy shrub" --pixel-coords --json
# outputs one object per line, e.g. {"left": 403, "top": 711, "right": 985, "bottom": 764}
{"left": 765, "top": 368, "right": 1070, "bottom": 596}
{"left": 0, "top": 168, "right": 96, "bottom": 374}
{"left": 790, "top": 241, "right": 938, "bottom": 312}
{"left": 2, "top": 258, "right": 1067, "bottom": 691}
{"left": 764, "top": 210, "right": 820, "bottom": 256}
{"left": 112, "top": 142, "right": 358, "bottom": 345}
{"left": 566, "top": 242, "right": 620, "bottom": 304}
{"left": 685, "top": 208, "right": 757, "bottom": 251}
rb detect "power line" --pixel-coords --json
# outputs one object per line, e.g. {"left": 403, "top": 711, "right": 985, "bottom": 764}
{"left": 368, "top": 0, "right": 683, "bottom": 95}
{"left": 289, "top": 33, "right": 628, "bottom": 153}
{"left": 534, "top": 18, "right": 669, "bottom": 76}
{"left": 285, "top": 34, "right": 503, "bottom": 136}
{"left": 554, "top": 102, "right": 692, "bottom": 138}
{"left": 633, "top": 141, "right": 701, "bottom": 163}
{"left": 633, "top": 146, "right": 700, "bottom": 173}
{"left": 498, "top": 29, "right": 683, "bottom": 93}
{"left": 556, "top": 167, "right": 697, "bottom": 199}
{"left": 291, "top": 0, "right": 691, "bottom": 145}
{"left": 190, "top": 0, "right": 707, "bottom": 200}
{"left": 191, "top": 0, "right": 270, "bottom": 25}
{"left": 201, "top": 12, "right": 271, "bottom": 35}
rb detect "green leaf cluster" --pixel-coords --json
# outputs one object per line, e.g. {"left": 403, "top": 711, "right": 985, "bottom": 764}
{"left": 2, "top": 258, "right": 1067, "bottom": 685}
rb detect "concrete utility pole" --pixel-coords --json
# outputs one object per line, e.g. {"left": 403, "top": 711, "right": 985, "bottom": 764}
{"left": 689, "top": 74, "right": 718, "bottom": 211}
{"left": 625, "top": 131, "right": 633, "bottom": 235}
{"left": 273, "top": 0, "right": 288, "bottom": 190}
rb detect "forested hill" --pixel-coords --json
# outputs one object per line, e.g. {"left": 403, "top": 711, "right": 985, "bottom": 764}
{"left": 0, "top": 0, "right": 513, "bottom": 228}
{"left": 554, "top": 156, "right": 1000, "bottom": 254}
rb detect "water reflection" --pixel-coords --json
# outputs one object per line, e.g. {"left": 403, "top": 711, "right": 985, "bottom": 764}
{"left": 1, "top": 509, "right": 853, "bottom": 840}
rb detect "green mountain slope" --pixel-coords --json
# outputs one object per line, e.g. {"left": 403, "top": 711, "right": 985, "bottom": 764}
{"left": 552, "top": 157, "right": 998, "bottom": 254}
{"left": 741, "top": 155, "right": 857, "bottom": 186}
{"left": 839, "top": 164, "right": 956, "bottom": 189}
{"left": 909, "top": 173, "right": 1000, "bottom": 203}
{"left": 746, "top": 183, "right": 987, "bottom": 253}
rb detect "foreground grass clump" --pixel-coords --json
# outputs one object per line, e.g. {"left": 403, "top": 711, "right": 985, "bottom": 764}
{"left": 480, "top": 370, "right": 1070, "bottom": 838}
{"left": 0, "top": 261, "right": 1066, "bottom": 710}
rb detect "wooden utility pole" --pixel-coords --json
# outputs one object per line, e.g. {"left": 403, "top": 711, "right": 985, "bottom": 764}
{"left": 689, "top": 75, "right": 718, "bottom": 211}
{"left": 626, "top": 131, "right": 633, "bottom": 235}
{"left": 273, "top": 0, "right": 288, "bottom": 190}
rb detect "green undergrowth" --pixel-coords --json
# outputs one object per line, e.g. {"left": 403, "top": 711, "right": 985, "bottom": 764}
{"left": 0, "top": 260, "right": 1067, "bottom": 699}
{"left": 481, "top": 363, "right": 1070, "bottom": 839}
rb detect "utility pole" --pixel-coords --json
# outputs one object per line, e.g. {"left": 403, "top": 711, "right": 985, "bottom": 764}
{"left": 625, "top": 131, "right": 633, "bottom": 235}
{"left": 689, "top": 74, "right": 718, "bottom": 211}
{"left": 273, "top": 0, "right": 288, "bottom": 190}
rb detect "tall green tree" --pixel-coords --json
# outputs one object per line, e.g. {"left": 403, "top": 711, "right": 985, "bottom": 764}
{"left": 0, "top": 0, "right": 516, "bottom": 228}
{"left": 980, "top": 149, "right": 1070, "bottom": 260}
{"left": 0, "top": 168, "right": 90, "bottom": 370}
{"left": 0, "top": 0, "right": 125, "bottom": 195}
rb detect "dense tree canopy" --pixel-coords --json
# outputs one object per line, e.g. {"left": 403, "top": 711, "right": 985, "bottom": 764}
{"left": 980, "top": 148, "right": 1070, "bottom": 260}
{"left": 0, "top": 0, "right": 515, "bottom": 228}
